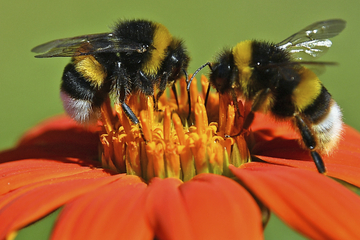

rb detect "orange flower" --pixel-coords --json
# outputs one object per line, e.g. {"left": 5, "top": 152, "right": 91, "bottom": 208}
{"left": 0, "top": 76, "right": 360, "bottom": 239}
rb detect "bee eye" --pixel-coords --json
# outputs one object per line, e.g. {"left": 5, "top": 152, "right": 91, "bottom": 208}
{"left": 215, "top": 63, "right": 232, "bottom": 80}
{"left": 171, "top": 55, "right": 179, "bottom": 63}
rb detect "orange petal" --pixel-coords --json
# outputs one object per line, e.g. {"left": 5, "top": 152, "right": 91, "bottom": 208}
{"left": 252, "top": 125, "right": 360, "bottom": 187}
{"left": 17, "top": 115, "right": 99, "bottom": 147}
{"left": 231, "top": 163, "right": 360, "bottom": 240}
{"left": 0, "top": 116, "right": 99, "bottom": 165}
{"left": 0, "top": 169, "right": 113, "bottom": 213}
{"left": 0, "top": 145, "right": 99, "bottom": 166}
{"left": 0, "top": 174, "right": 125, "bottom": 239}
{"left": 324, "top": 125, "right": 360, "bottom": 186}
{"left": 145, "top": 177, "right": 195, "bottom": 240}
{"left": 180, "top": 173, "right": 263, "bottom": 240}
{"left": 0, "top": 159, "right": 109, "bottom": 195}
{"left": 250, "top": 113, "right": 298, "bottom": 141}
{"left": 52, "top": 176, "right": 151, "bottom": 240}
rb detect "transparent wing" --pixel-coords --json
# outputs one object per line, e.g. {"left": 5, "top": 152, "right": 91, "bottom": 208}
{"left": 276, "top": 19, "right": 346, "bottom": 61}
{"left": 31, "top": 33, "right": 148, "bottom": 58}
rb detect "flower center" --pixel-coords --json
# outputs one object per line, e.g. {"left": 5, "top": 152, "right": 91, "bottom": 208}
{"left": 99, "top": 76, "right": 251, "bottom": 182}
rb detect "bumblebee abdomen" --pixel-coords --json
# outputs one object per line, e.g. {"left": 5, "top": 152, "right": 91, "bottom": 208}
{"left": 310, "top": 100, "right": 343, "bottom": 154}
{"left": 301, "top": 86, "right": 343, "bottom": 154}
{"left": 301, "top": 85, "right": 332, "bottom": 123}
{"left": 73, "top": 55, "right": 107, "bottom": 88}
{"left": 270, "top": 68, "right": 321, "bottom": 118}
{"left": 61, "top": 63, "right": 106, "bottom": 104}
{"left": 292, "top": 68, "right": 323, "bottom": 114}
{"left": 290, "top": 68, "right": 342, "bottom": 154}
{"left": 61, "top": 63, "right": 108, "bottom": 123}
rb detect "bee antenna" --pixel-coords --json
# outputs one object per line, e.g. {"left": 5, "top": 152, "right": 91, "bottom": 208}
{"left": 186, "top": 62, "right": 212, "bottom": 91}
{"left": 182, "top": 69, "right": 188, "bottom": 82}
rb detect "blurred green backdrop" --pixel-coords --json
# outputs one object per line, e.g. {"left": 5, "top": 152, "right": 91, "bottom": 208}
{"left": 1, "top": 0, "right": 359, "bottom": 239}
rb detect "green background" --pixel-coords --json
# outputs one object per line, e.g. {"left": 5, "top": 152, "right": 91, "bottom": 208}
{"left": 1, "top": 0, "right": 359, "bottom": 239}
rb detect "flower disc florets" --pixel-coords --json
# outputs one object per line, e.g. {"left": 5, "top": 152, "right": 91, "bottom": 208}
{"left": 100, "top": 76, "right": 252, "bottom": 182}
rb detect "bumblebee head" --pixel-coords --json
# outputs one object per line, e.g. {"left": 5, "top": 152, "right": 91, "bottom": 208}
{"left": 209, "top": 50, "right": 236, "bottom": 94}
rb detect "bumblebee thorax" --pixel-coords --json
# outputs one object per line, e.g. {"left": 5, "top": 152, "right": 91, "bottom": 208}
{"left": 142, "top": 23, "right": 173, "bottom": 76}
{"left": 232, "top": 40, "right": 253, "bottom": 90}
{"left": 232, "top": 40, "right": 252, "bottom": 71}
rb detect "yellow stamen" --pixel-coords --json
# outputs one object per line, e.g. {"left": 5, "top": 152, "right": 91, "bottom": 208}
{"left": 225, "top": 104, "right": 235, "bottom": 137}
{"left": 100, "top": 97, "right": 114, "bottom": 133}
{"left": 201, "top": 75, "right": 209, "bottom": 98}
{"left": 126, "top": 140, "right": 141, "bottom": 176}
{"left": 99, "top": 76, "right": 252, "bottom": 182}
{"left": 173, "top": 113, "right": 195, "bottom": 181}
{"left": 163, "top": 107, "right": 171, "bottom": 142}
{"left": 165, "top": 142, "right": 181, "bottom": 178}
{"left": 150, "top": 142, "right": 165, "bottom": 178}
{"left": 115, "top": 105, "right": 135, "bottom": 142}
{"left": 208, "top": 142, "right": 224, "bottom": 174}
{"left": 140, "top": 111, "right": 152, "bottom": 142}
{"left": 189, "top": 131, "right": 208, "bottom": 174}
{"left": 112, "top": 133, "right": 126, "bottom": 173}
{"left": 234, "top": 135, "right": 251, "bottom": 165}
{"left": 179, "top": 77, "right": 188, "bottom": 110}
{"left": 195, "top": 101, "right": 205, "bottom": 135}
{"left": 218, "top": 93, "right": 231, "bottom": 137}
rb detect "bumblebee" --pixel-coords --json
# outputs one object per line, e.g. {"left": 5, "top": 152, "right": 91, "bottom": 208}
{"left": 190, "top": 19, "right": 346, "bottom": 173}
{"left": 32, "top": 19, "right": 190, "bottom": 124}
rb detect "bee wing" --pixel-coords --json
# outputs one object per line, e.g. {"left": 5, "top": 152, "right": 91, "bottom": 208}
{"left": 32, "top": 33, "right": 148, "bottom": 58}
{"left": 276, "top": 19, "right": 346, "bottom": 61}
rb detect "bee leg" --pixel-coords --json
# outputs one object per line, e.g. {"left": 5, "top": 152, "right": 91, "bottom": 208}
{"left": 230, "top": 89, "right": 241, "bottom": 117}
{"left": 152, "top": 96, "right": 161, "bottom": 112}
{"left": 153, "top": 84, "right": 179, "bottom": 111}
{"left": 187, "top": 88, "right": 192, "bottom": 122}
{"left": 154, "top": 91, "right": 163, "bottom": 112}
{"left": 153, "top": 88, "right": 169, "bottom": 112}
{"left": 121, "top": 102, "right": 149, "bottom": 142}
{"left": 204, "top": 84, "right": 211, "bottom": 107}
{"left": 184, "top": 71, "right": 192, "bottom": 122}
{"left": 294, "top": 114, "right": 326, "bottom": 173}
{"left": 152, "top": 96, "right": 157, "bottom": 110}
{"left": 121, "top": 102, "right": 139, "bottom": 125}
{"left": 243, "top": 88, "right": 272, "bottom": 129}
{"left": 139, "top": 71, "right": 154, "bottom": 96}
{"left": 171, "top": 84, "right": 180, "bottom": 109}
